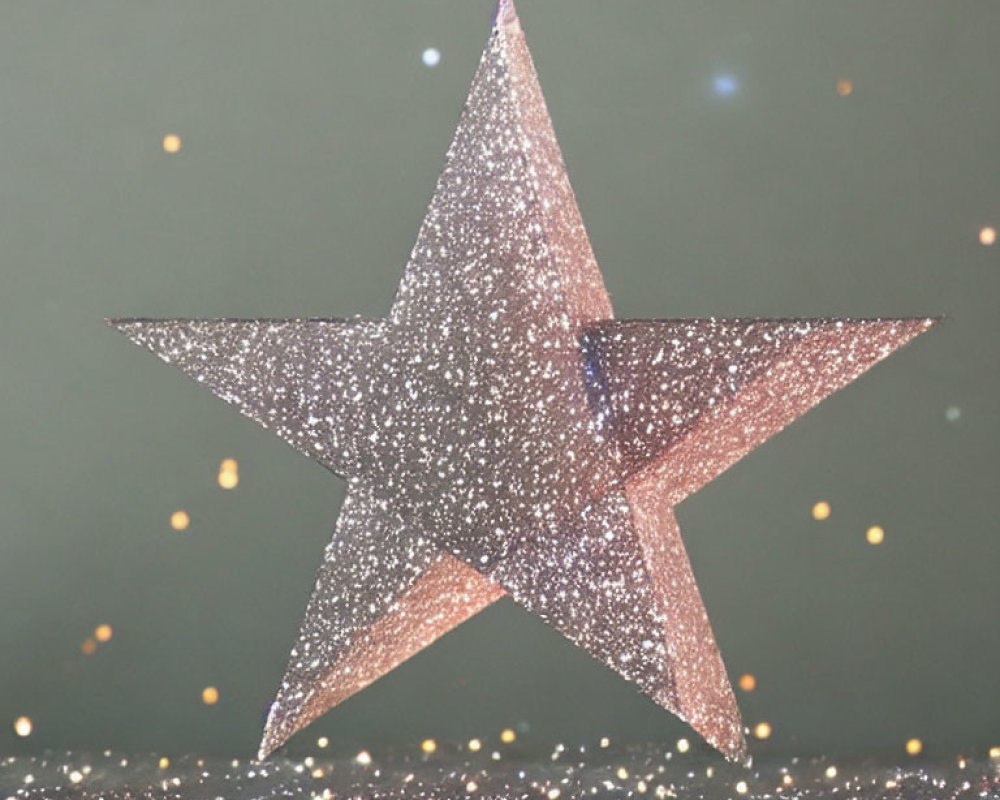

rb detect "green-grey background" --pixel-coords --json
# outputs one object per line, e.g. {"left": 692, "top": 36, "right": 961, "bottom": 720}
{"left": 1, "top": 1, "right": 996, "bottom": 760}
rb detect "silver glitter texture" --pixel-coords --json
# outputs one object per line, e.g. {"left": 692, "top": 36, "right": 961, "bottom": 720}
{"left": 111, "top": 1, "right": 934, "bottom": 765}
{"left": 5, "top": 748, "right": 998, "bottom": 800}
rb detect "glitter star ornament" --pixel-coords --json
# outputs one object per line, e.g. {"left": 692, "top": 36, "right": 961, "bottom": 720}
{"left": 112, "top": 0, "right": 934, "bottom": 764}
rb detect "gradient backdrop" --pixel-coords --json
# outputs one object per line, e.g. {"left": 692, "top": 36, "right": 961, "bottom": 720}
{"left": 1, "top": 1, "right": 997, "bottom": 760}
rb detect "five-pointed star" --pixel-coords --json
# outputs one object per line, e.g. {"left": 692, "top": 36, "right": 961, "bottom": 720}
{"left": 112, "top": 1, "right": 933, "bottom": 763}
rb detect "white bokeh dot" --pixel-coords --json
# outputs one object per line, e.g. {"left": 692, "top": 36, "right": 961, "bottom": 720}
{"left": 422, "top": 48, "right": 441, "bottom": 67}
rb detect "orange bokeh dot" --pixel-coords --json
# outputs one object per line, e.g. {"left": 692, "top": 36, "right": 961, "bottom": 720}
{"left": 812, "top": 501, "right": 831, "bottom": 521}
{"left": 95, "top": 624, "right": 113, "bottom": 643}
{"left": 81, "top": 638, "right": 97, "bottom": 656}
{"left": 836, "top": 79, "right": 853, "bottom": 96}
{"left": 201, "top": 686, "right": 219, "bottom": 705}
{"left": 980, "top": 227, "right": 996, "bottom": 246}
{"left": 754, "top": 722, "right": 772, "bottom": 740}
{"left": 170, "top": 510, "right": 190, "bottom": 531}
{"left": 738, "top": 673, "right": 757, "bottom": 692}
{"left": 162, "top": 134, "right": 182, "bottom": 154}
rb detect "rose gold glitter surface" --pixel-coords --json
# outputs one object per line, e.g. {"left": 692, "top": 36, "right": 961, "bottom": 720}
{"left": 111, "top": 1, "right": 935, "bottom": 764}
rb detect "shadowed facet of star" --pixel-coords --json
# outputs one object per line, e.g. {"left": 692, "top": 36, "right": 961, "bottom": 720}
{"left": 111, "top": 0, "right": 934, "bottom": 764}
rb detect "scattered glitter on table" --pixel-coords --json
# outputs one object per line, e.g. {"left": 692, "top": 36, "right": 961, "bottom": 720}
{"left": 4, "top": 745, "right": 999, "bottom": 799}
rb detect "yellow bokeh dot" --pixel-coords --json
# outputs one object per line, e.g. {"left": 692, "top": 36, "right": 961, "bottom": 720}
{"left": 466, "top": 780, "right": 479, "bottom": 792}
{"left": 163, "top": 134, "right": 182, "bottom": 154}
{"left": 825, "top": 765, "right": 838, "bottom": 779}
{"left": 980, "top": 227, "right": 997, "bottom": 246}
{"left": 201, "top": 686, "right": 219, "bottom": 705}
{"left": 736, "top": 780, "right": 748, "bottom": 794}
{"left": 812, "top": 501, "right": 831, "bottom": 521}
{"left": 218, "top": 470, "right": 239, "bottom": 489}
{"left": 171, "top": 510, "right": 190, "bottom": 531}
{"left": 754, "top": 722, "right": 772, "bottom": 740}
{"left": 355, "top": 750, "right": 372, "bottom": 766}
{"left": 676, "top": 738, "right": 690, "bottom": 753}
{"left": 468, "top": 738, "right": 482, "bottom": 752}
{"left": 906, "top": 738, "right": 923, "bottom": 756}
{"left": 421, "top": 738, "right": 437, "bottom": 754}
{"left": 989, "top": 746, "right": 1000, "bottom": 759}
{"left": 500, "top": 728, "right": 516, "bottom": 744}
{"left": 81, "top": 638, "right": 97, "bottom": 656}
{"left": 782, "top": 774, "right": 794, "bottom": 787}
{"left": 317, "top": 736, "right": 329, "bottom": 748}
{"left": 866, "top": 526, "right": 885, "bottom": 545}
{"left": 738, "top": 673, "right": 756, "bottom": 692}
{"left": 13, "top": 716, "right": 32, "bottom": 737}
{"left": 95, "top": 624, "right": 113, "bottom": 643}
{"left": 220, "top": 458, "right": 238, "bottom": 473}
{"left": 616, "top": 767, "right": 629, "bottom": 780}
{"left": 158, "top": 756, "right": 170, "bottom": 769}
{"left": 836, "top": 79, "right": 853, "bottom": 96}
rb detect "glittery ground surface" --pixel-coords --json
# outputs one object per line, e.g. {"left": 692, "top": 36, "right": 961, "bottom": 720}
{"left": 110, "top": 0, "right": 936, "bottom": 766}
{"left": 4, "top": 746, "right": 998, "bottom": 800}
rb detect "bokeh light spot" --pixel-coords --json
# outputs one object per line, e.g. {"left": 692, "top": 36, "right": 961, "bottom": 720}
{"left": 753, "top": 722, "right": 772, "bottom": 740}
{"left": 80, "top": 638, "right": 97, "bottom": 656}
{"left": 162, "top": 134, "right": 182, "bottom": 154}
{"left": 500, "top": 728, "right": 516, "bottom": 744}
{"left": 422, "top": 48, "right": 441, "bottom": 67}
{"left": 812, "top": 501, "right": 831, "bottom": 521}
{"left": 94, "top": 624, "right": 113, "bottom": 643}
{"left": 218, "top": 470, "right": 239, "bottom": 489}
{"left": 866, "top": 525, "right": 885, "bottom": 545}
{"left": 713, "top": 74, "right": 738, "bottom": 96}
{"left": 218, "top": 458, "right": 239, "bottom": 489}
{"left": 170, "top": 510, "right": 190, "bottom": 531}
{"left": 421, "top": 738, "right": 437, "bottom": 754}
{"left": 317, "top": 736, "right": 329, "bottom": 749}
{"left": 676, "top": 738, "right": 690, "bottom": 753}
{"left": 738, "top": 673, "right": 756, "bottom": 692}
{"left": 836, "top": 79, "right": 853, "bottom": 96}
{"left": 906, "top": 738, "right": 923, "bottom": 756}
{"left": 201, "top": 686, "right": 219, "bottom": 705}
{"left": 980, "top": 226, "right": 996, "bottom": 246}
{"left": 13, "top": 716, "right": 32, "bottom": 737}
